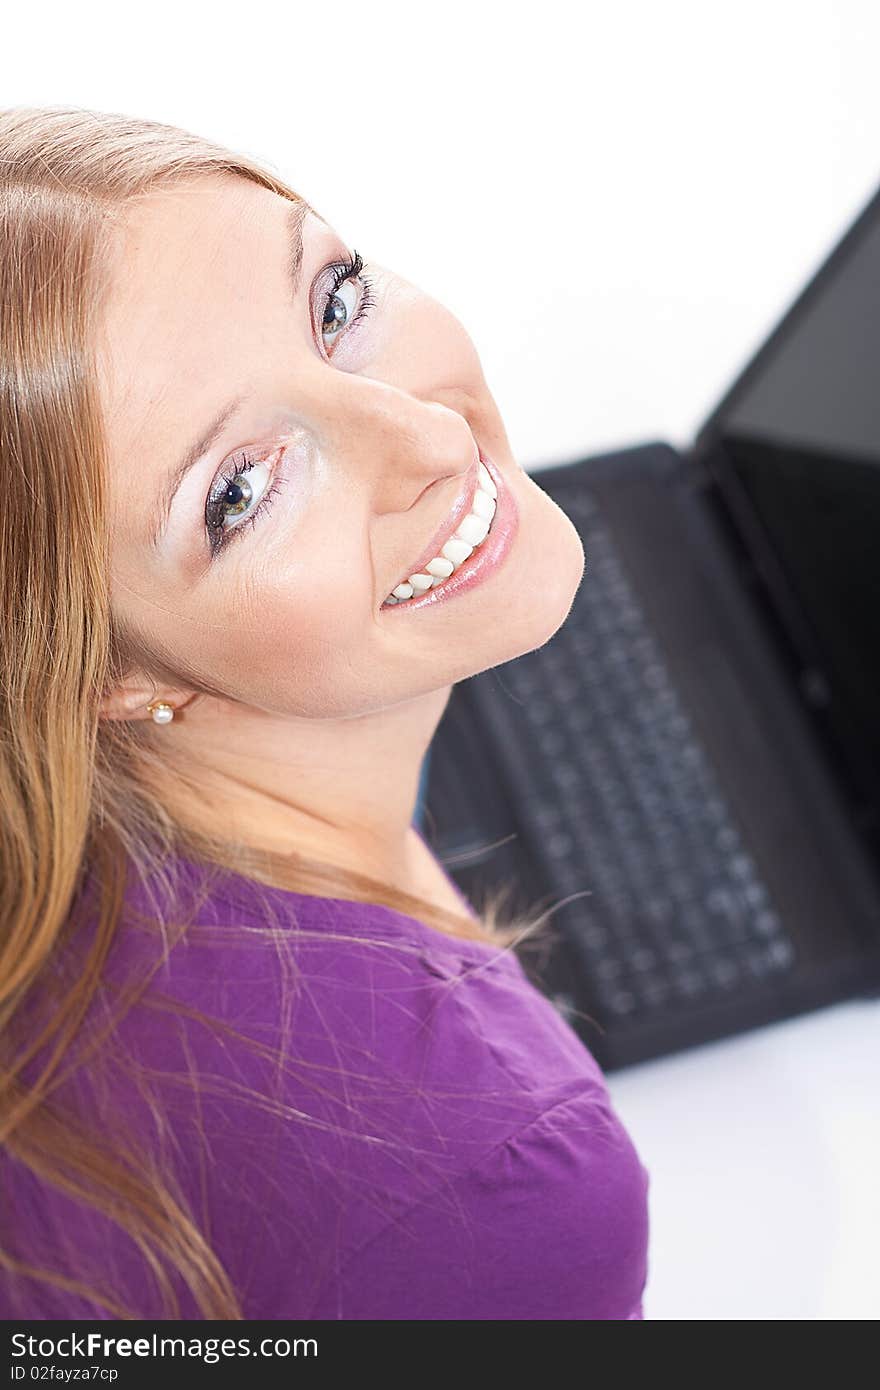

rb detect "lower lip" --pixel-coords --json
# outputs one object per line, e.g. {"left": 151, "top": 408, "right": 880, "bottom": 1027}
{"left": 380, "top": 451, "right": 519, "bottom": 614}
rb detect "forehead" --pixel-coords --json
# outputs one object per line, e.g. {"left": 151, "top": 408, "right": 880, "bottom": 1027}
{"left": 98, "top": 173, "right": 284, "bottom": 397}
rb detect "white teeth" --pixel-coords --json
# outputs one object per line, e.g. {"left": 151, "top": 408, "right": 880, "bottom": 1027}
{"left": 426, "top": 556, "right": 455, "bottom": 578}
{"left": 452, "top": 513, "right": 490, "bottom": 547}
{"left": 470, "top": 488, "right": 495, "bottom": 521}
{"left": 383, "top": 470, "right": 498, "bottom": 607}
{"left": 441, "top": 535, "right": 474, "bottom": 567}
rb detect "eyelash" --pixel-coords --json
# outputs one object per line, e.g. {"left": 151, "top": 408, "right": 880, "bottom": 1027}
{"left": 205, "top": 250, "right": 375, "bottom": 558}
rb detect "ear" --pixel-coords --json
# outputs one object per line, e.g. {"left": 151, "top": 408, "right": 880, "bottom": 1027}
{"left": 99, "top": 681, "right": 195, "bottom": 723}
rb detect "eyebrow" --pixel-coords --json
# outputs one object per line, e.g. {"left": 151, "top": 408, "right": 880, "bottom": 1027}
{"left": 149, "top": 197, "right": 309, "bottom": 549}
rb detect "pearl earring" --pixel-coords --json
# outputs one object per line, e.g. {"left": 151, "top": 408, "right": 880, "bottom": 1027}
{"left": 146, "top": 700, "right": 175, "bottom": 725}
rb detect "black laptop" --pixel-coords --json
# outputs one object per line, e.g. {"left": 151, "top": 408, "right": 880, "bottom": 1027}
{"left": 418, "top": 182, "right": 880, "bottom": 1072}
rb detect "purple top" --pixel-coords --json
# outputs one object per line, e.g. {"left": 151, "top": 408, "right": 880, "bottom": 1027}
{"left": 2, "top": 850, "right": 650, "bottom": 1320}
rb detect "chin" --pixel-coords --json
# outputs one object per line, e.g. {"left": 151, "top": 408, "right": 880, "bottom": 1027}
{"left": 498, "top": 486, "right": 587, "bottom": 662}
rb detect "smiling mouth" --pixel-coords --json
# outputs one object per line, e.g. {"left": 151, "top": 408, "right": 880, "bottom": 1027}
{"left": 381, "top": 459, "right": 499, "bottom": 606}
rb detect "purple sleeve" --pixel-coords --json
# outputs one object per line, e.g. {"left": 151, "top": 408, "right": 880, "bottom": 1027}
{"left": 308, "top": 1088, "right": 650, "bottom": 1320}
{"left": 2, "top": 871, "right": 650, "bottom": 1321}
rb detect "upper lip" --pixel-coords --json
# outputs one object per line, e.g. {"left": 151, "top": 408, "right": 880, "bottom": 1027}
{"left": 392, "top": 450, "right": 481, "bottom": 584}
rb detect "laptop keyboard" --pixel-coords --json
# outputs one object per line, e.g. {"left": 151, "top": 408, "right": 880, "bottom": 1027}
{"left": 473, "top": 487, "right": 799, "bottom": 1026}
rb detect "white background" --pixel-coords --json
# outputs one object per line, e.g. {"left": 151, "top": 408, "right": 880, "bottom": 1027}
{"left": 4, "top": 0, "right": 879, "bottom": 1320}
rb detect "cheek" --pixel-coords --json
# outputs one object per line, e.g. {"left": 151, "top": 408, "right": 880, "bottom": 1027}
{"left": 207, "top": 543, "right": 378, "bottom": 716}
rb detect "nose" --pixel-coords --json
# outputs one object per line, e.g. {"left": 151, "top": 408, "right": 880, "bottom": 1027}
{"left": 326, "top": 377, "right": 477, "bottom": 513}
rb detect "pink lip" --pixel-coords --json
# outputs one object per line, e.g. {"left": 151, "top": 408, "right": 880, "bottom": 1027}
{"left": 380, "top": 448, "right": 518, "bottom": 613}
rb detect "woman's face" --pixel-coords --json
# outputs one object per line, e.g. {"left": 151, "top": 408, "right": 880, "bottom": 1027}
{"left": 97, "top": 173, "right": 585, "bottom": 723}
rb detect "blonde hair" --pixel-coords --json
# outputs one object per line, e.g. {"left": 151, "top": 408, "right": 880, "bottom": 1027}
{"left": 0, "top": 105, "right": 566, "bottom": 1319}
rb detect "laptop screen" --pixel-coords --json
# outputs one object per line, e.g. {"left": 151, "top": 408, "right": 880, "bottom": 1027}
{"left": 694, "top": 186, "right": 880, "bottom": 852}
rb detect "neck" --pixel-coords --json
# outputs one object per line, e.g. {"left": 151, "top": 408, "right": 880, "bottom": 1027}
{"left": 148, "top": 684, "right": 453, "bottom": 893}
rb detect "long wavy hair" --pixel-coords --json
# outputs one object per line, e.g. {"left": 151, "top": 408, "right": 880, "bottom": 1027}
{"left": 0, "top": 105, "right": 572, "bottom": 1320}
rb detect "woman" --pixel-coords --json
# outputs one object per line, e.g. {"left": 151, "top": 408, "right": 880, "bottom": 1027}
{"left": 0, "top": 105, "right": 650, "bottom": 1320}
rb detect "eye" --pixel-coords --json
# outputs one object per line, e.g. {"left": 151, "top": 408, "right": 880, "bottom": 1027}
{"left": 318, "top": 250, "right": 374, "bottom": 355}
{"left": 205, "top": 450, "right": 287, "bottom": 559}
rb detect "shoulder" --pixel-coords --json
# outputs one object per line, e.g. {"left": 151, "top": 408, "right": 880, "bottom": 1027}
{"left": 308, "top": 1083, "right": 651, "bottom": 1320}
{"left": 114, "top": 865, "right": 614, "bottom": 1136}
{"left": 111, "top": 856, "right": 638, "bottom": 1175}
{"left": 45, "top": 860, "right": 649, "bottom": 1318}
